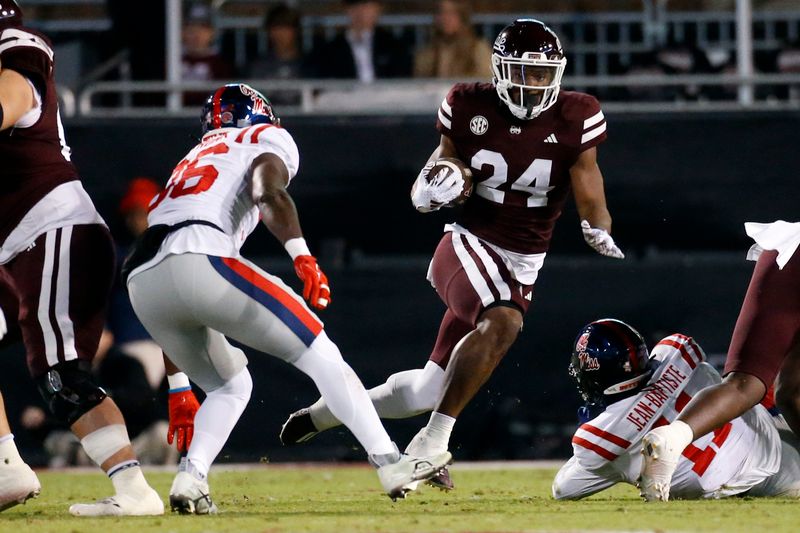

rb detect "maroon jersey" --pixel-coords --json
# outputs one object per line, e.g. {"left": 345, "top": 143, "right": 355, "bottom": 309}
{"left": 0, "top": 26, "right": 78, "bottom": 243}
{"left": 436, "top": 82, "right": 607, "bottom": 254}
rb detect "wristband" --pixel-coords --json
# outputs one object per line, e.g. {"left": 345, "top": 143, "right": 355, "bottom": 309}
{"left": 168, "top": 372, "right": 191, "bottom": 392}
{"left": 284, "top": 237, "right": 311, "bottom": 260}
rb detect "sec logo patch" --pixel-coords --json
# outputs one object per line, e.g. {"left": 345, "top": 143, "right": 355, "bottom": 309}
{"left": 470, "top": 115, "right": 488, "bottom": 135}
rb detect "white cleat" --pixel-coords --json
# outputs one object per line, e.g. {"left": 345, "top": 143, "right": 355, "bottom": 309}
{"left": 169, "top": 471, "right": 218, "bottom": 515}
{"left": 69, "top": 487, "right": 164, "bottom": 516}
{"left": 0, "top": 462, "right": 41, "bottom": 512}
{"left": 640, "top": 429, "right": 682, "bottom": 502}
{"left": 377, "top": 451, "right": 453, "bottom": 501}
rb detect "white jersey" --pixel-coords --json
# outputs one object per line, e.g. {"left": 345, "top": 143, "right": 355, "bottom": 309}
{"left": 553, "top": 334, "right": 782, "bottom": 500}
{"left": 129, "top": 124, "right": 299, "bottom": 278}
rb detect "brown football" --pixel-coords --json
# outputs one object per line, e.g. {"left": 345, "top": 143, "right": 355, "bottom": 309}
{"left": 427, "top": 157, "right": 473, "bottom": 206}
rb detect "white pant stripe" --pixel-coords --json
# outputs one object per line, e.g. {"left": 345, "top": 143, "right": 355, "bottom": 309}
{"left": 37, "top": 230, "right": 59, "bottom": 366}
{"left": 451, "top": 232, "right": 495, "bottom": 307}
{"left": 463, "top": 233, "right": 511, "bottom": 300}
{"left": 55, "top": 226, "right": 77, "bottom": 361}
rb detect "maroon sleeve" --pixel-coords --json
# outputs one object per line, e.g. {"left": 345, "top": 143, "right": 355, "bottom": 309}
{"left": 435, "top": 83, "right": 468, "bottom": 139}
{"left": 0, "top": 28, "right": 54, "bottom": 93}
{"left": 575, "top": 94, "right": 607, "bottom": 153}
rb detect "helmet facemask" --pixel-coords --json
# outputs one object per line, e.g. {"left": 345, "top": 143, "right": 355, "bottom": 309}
{"left": 492, "top": 52, "right": 566, "bottom": 120}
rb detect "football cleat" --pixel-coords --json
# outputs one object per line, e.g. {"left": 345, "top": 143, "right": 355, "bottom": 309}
{"left": 169, "top": 460, "right": 217, "bottom": 515}
{"left": 0, "top": 461, "right": 41, "bottom": 512}
{"left": 68, "top": 487, "right": 164, "bottom": 516}
{"left": 280, "top": 408, "right": 319, "bottom": 445}
{"left": 639, "top": 429, "right": 682, "bottom": 502}
{"left": 375, "top": 451, "right": 453, "bottom": 501}
{"left": 427, "top": 466, "right": 455, "bottom": 491}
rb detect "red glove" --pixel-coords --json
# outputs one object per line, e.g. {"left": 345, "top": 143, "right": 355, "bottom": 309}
{"left": 168, "top": 388, "right": 200, "bottom": 452}
{"left": 293, "top": 255, "right": 331, "bottom": 310}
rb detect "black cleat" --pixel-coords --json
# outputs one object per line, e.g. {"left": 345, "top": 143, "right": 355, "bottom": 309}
{"left": 280, "top": 408, "right": 320, "bottom": 445}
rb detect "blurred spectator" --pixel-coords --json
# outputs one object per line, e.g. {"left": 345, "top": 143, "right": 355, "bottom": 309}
{"left": 413, "top": 0, "right": 492, "bottom": 79}
{"left": 248, "top": 4, "right": 310, "bottom": 80}
{"left": 776, "top": 40, "right": 800, "bottom": 102}
{"left": 108, "top": 178, "right": 165, "bottom": 391}
{"left": 182, "top": 2, "right": 233, "bottom": 104}
{"left": 21, "top": 331, "right": 177, "bottom": 467}
{"left": 313, "top": 0, "right": 411, "bottom": 81}
{"left": 625, "top": 40, "right": 714, "bottom": 102}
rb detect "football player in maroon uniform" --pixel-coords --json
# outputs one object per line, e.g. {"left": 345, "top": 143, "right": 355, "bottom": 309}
{"left": 0, "top": 1, "right": 163, "bottom": 515}
{"left": 281, "top": 19, "right": 623, "bottom": 488}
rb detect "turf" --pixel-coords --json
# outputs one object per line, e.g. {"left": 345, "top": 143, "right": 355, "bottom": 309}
{"left": 1, "top": 464, "right": 797, "bottom": 532}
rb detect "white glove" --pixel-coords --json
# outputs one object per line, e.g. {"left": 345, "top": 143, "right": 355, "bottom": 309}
{"left": 581, "top": 220, "right": 625, "bottom": 259}
{"left": 0, "top": 306, "right": 6, "bottom": 342}
{"left": 411, "top": 161, "right": 464, "bottom": 212}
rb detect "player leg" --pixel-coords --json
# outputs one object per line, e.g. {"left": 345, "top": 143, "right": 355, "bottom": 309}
{"left": 641, "top": 249, "right": 800, "bottom": 501}
{"left": 406, "top": 232, "right": 529, "bottom": 460}
{"left": 280, "top": 310, "right": 467, "bottom": 445}
{"left": 0, "top": 391, "right": 41, "bottom": 512}
{"left": 3, "top": 225, "right": 162, "bottom": 516}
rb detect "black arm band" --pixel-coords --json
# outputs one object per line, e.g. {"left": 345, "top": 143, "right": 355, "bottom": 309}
{"left": 0, "top": 101, "right": 4, "bottom": 128}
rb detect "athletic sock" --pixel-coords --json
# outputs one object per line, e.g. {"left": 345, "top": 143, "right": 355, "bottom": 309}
{"left": 109, "top": 461, "right": 150, "bottom": 497}
{"left": 664, "top": 420, "right": 695, "bottom": 451}
{"left": 405, "top": 411, "right": 455, "bottom": 457}
{"left": 0, "top": 434, "right": 23, "bottom": 465}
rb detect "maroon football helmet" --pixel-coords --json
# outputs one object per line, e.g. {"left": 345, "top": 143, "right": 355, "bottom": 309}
{"left": 0, "top": 0, "right": 22, "bottom": 28}
{"left": 491, "top": 19, "right": 567, "bottom": 120}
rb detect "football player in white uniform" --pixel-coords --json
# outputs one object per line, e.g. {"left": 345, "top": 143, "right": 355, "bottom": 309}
{"left": 553, "top": 319, "right": 800, "bottom": 500}
{"left": 124, "top": 84, "right": 451, "bottom": 512}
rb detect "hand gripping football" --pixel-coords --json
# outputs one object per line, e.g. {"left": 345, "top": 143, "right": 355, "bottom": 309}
{"left": 427, "top": 157, "right": 473, "bottom": 206}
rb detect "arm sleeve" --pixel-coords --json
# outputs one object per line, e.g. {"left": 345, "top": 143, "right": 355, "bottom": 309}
{"left": 552, "top": 455, "right": 622, "bottom": 500}
{"left": 435, "top": 84, "right": 460, "bottom": 136}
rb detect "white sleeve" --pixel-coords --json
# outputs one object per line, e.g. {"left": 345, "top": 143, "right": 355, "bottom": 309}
{"left": 253, "top": 126, "right": 300, "bottom": 183}
{"left": 552, "top": 455, "right": 621, "bottom": 500}
{"left": 14, "top": 77, "right": 42, "bottom": 128}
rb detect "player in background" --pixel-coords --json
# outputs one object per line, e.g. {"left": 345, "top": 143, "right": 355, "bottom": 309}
{"left": 124, "top": 84, "right": 451, "bottom": 513}
{"left": 280, "top": 19, "right": 623, "bottom": 488}
{"left": 0, "top": 1, "right": 163, "bottom": 516}
{"left": 641, "top": 221, "right": 800, "bottom": 501}
{"left": 553, "top": 319, "right": 800, "bottom": 500}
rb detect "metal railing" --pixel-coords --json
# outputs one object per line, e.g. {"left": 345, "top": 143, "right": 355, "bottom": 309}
{"left": 72, "top": 73, "right": 800, "bottom": 119}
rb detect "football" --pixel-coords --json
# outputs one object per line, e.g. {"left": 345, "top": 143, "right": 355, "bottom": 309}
{"left": 427, "top": 157, "right": 473, "bottom": 206}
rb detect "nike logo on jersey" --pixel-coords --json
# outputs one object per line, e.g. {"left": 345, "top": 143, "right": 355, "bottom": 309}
{"left": 544, "top": 133, "right": 558, "bottom": 144}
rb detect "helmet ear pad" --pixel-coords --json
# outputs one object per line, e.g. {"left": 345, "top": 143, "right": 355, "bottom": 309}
{"left": 569, "top": 319, "right": 652, "bottom": 406}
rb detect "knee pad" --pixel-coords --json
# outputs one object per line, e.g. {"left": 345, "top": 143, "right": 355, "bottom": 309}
{"left": 36, "top": 361, "right": 107, "bottom": 426}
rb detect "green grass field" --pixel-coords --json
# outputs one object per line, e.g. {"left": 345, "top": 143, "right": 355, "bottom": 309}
{"left": 1, "top": 464, "right": 798, "bottom": 532}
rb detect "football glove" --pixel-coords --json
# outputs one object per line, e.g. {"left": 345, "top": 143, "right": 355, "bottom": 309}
{"left": 411, "top": 161, "right": 464, "bottom": 212}
{"left": 580, "top": 220, "right": 625, "bottom": 259}
{"left": 168, "top": 387, "right": 200, "bottom": 453}
{"left": 294, "top": 255, "right": 331, "bottom": 310}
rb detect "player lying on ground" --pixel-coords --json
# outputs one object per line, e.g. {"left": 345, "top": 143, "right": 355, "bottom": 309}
{"left": 640, "top": 221, "right": 800, "bottom": 501}
{"left": 280, "top": 19, "right": 623, "bottom": 490}
{"left": 124, "top": 84, "right": 451, "bottom": 513}
{"left": 553, "top": 319, "right": 800, "bottom": 500}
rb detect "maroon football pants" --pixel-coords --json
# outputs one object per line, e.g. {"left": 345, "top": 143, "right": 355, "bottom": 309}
{"left": 724, "top": 250, "right": 800, "bottom": 387}
{"left": 427, "top": 231, "right": 534, "bottom": 368}
{"left": 0, "top": 224, "right": 115, "bottom": 377}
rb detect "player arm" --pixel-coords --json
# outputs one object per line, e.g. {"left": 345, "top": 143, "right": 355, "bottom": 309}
{"left": 249, "top": 152, "right": 331, "bottom": 309}
{"left": 552, "top": 455, "right": 621, "bottom": 500}
{"left": 0, "top": 63, "right": 35, "bottom": 131}
{"left": 570, "top": 147, "right": 624, "bottom": 259}
{"left": 410, "top": 134, "right": 460, "bottom": 212}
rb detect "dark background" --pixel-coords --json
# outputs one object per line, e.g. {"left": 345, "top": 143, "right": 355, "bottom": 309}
{"left": 2, "top": 110, "right": 796, "bottom": 464}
